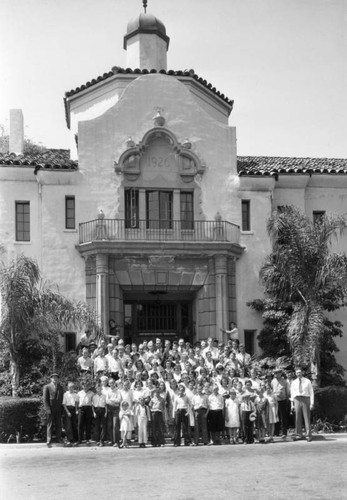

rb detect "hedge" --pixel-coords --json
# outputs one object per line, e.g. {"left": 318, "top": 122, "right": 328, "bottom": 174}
{"left": 313, "top": 386, "right": 347, "bottom": 424}
{"left": 0, "top": 397, "right": 41, "bottom": 441}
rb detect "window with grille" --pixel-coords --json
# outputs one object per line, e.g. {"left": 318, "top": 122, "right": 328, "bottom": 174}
{"left": 125, "top": 189, "right": 139, "bottom": 228}
{"left": 15, "top": 201, "right": 30, "bottom": 241}
{"left": 241, "top": 200, "right": 251, "bottom": 231}
{"left": 146, "top": 191, "right": 173, "bottom": 229}
{"left": 137, "top": 303, "right": 176, "bottom": 331}
{"left": 180, "top": 192, "right": 194, "bottom": 229}
{"left": 65, "top": 196, "right": 75, "bottom": 229}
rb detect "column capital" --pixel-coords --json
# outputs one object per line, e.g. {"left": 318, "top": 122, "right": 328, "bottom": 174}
{"left": 215, "top": 254, "right": 228, "bottom": 275}
{"left": 96, "top": 253, "right": 109, "bottom": 274}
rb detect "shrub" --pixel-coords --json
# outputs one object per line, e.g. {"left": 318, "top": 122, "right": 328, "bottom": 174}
{"left": 313, "top": 386, "right": 347, "bottom": 424}
{"left": 0, "top": 397, "right": 41, "bottom": 442}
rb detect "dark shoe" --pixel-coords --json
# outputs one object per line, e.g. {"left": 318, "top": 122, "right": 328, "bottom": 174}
{"left": 307, "top": 436, "right": 313, "bottom": 442}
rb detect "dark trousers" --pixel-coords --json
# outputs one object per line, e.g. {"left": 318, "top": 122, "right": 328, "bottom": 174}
{"left": 174, "top": 409, "right": 190, "bottom": 446}
{"left": 78, "top": 406, "right": 93, "bottom": 442}
{"left": 64, "top": 406, "right": 78, "bottom": 443}
{"left": 107, "top": 406, "right": 120, "bottom": 444}
{"left": 151, "top": 411, "right": 165, "bottom": 446}
{"left": 194, "top": 408, "right": 208, "bottom": 445}
{"left": 278, "top": 399, "right": 290, "bottom": 436}
{"left": 241, "top": 411, "right": 254, "bottom": 443}
{"left": 93, "top": 407, "right": 107, "bottom": 443}
{"left": 46, "top": 408, "right": 62, "bottom": 444}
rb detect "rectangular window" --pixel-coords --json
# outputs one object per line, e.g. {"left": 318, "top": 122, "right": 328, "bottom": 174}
{"left": 313, "top": 210, "right": 325, "bottom": 224}
{"left": 180, "top": 192, "right": 194, "bottom": 230}
{"left": 241, "top": 200, "right": 251, "bottom": 231}
{"left": 65, "top": 332, "right": 76, "bottom": 352}
{"left": 244, "top": 330, "right": 256, "bottom": 356}
{"left": 146, "top": 190, "right": 173, "bottom": 229}
{"left": 125, "top": 189, "right": 139, "bottom": 228}
{"left": 15, "top": 201, "right": 30, "bottom": 241}
{"left": 65, "top": 196, "right": 75, "bottom": 229}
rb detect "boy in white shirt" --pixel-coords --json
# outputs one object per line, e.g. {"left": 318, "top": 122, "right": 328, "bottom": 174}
{"left": 62, "top": 382, "right": 78, "bottom": 446}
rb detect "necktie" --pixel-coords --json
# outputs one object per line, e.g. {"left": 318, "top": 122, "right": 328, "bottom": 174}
{"left": 299, "top": 378, "right": 303, "bottom": 394}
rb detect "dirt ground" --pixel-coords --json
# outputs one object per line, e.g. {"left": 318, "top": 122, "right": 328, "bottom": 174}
{"left": 1, "top": 434, "right": 346, "bottom": 500}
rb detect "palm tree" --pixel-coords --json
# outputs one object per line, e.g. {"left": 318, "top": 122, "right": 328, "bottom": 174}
{"left": 260, "top": 206, "right": 347, "bottom": 384}
{"left": 0, "top": 254, "right": 98, "bottom": 397}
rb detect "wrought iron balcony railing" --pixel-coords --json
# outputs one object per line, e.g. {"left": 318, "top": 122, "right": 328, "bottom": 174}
{"left": 78, "top": 219, "right": 240, "bottom": 245}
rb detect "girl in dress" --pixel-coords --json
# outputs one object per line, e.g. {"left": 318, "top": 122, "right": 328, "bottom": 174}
{"left": 119, "top": 400, "right": 133, "bottom": 448}
{"left": 224, "top": 389, "right": 240, "bottom": 444}
{"left": 264, "top": 383, "right": 278, "bottom": 442}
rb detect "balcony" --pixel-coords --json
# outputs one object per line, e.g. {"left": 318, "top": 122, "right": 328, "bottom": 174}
{"left": 79, "top": 219, "right": 240, "bottom": 245}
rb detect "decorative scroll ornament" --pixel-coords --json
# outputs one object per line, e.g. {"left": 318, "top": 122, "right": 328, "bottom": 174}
{"left": 114, "top": 127, "right": 205, "bottom": 182}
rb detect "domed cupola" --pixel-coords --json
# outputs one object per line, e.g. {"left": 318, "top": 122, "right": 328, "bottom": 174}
{"left": 123, "top": 1, "right": 170, "bottom": 71}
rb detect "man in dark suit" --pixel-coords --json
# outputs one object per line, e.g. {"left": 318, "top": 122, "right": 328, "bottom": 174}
{"left": 43, "top": 373, "right": 64, "bottom": 446}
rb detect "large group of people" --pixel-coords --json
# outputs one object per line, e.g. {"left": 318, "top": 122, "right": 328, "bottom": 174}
{"left": 43, "top": 331, "right": 315, "bottom": 448}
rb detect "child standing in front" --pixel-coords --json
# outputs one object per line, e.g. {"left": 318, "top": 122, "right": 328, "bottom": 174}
{"left": 240, "top": 392, "right": 255, "bottom": 444}
{"left": 136, "top": 397, "right": 150, "bottom": 448}
{"left": 224, "top": 389, "right": 240, "bottom": 444}
{"left": 119, "top": 400, "right": 134, "bottom": 448}
{"left": 254, "top": 382, "right": 269, "bottom": 443}
{"left": 264, "top": 383, "right": 278, "bottom": 442}
{"left": 149, "top": 387, "right": 166, "bottom": 447}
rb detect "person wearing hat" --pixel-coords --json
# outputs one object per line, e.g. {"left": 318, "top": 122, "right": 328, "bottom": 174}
{"left": 271, "top": 368, "right": 291, "bottom": 439}
{"left": 43, "top": 373, "right": 64, "bottom": 447}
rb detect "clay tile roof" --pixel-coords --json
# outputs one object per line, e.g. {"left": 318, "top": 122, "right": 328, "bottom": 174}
{"left": 0, "top": 149, "right": 77, "bottom": 171}
{"left": 237, "top": 156, "right": 347, "bottom": 176}
{"left": 64, "top": 67, "right": 234, "bottom": 107}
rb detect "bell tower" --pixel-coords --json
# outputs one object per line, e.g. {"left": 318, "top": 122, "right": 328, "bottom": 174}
{"left": 123, "top": 0, "right": 170, "bottom": 70}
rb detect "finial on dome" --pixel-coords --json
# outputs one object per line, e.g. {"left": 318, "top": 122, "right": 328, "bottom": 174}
{"left": 143, "top": 0, "right": 148, "bottom": 13}
{"left": 153, "top": 110, "right": 165, "bottom": 127}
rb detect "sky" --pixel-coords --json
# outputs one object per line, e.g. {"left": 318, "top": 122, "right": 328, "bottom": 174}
{"left": 0, "top": 0, "right": 346, "bottom": 158}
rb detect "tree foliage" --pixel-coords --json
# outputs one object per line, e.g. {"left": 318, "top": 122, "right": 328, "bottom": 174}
{"left": 0, "top": 255, "right": 98, "bottom": 396}
{"left": 251, "top": 206, "right": 347, "bottom": 385}
{"left": 0, "top": 125, "right": 46, "bottom": 155}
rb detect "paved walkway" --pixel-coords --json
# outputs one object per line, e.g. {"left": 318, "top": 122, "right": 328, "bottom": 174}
{"left": 1, "top": 434, "right": 347, "bottom": 500}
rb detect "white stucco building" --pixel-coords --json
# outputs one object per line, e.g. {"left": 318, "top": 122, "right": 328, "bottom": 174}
{"left": 1, "top": 6, "right": 347, "bottom": 374}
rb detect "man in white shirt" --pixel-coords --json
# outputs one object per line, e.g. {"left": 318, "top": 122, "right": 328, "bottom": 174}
{"left": 77, "top": 347, "right": 93, "bottom": 375}
{"left": 203, "top": 337, "right": 219, "bottom": 363}
{"left": 106, "top": 378, "right": 122, "bottom": 446}
{"left": 220, "top": 322, "right": 239, "bottom": 343}
{"left": 191, "top": 385, "right": 209, "bottom": 445}
{"left": 290, "top": 367, "right": 314, "bottom": 441}
{"left": 107, "top": 349, "right": 123, "bottom": 380}
{"left": 93, "top": 347, "right": 108, "bottom": 376}
{"left": 271, "top": 368, "right": 291, "bottom": 439}
{"left": 236, "top": 344, "right": 252, "bottom": 369}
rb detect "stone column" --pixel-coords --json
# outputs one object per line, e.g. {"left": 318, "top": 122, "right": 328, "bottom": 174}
{"left": 215, "top": 254, "right": 228, "bottom": 342}
{"left": 96, "top": 254, "right": 109, "bottom": 335}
